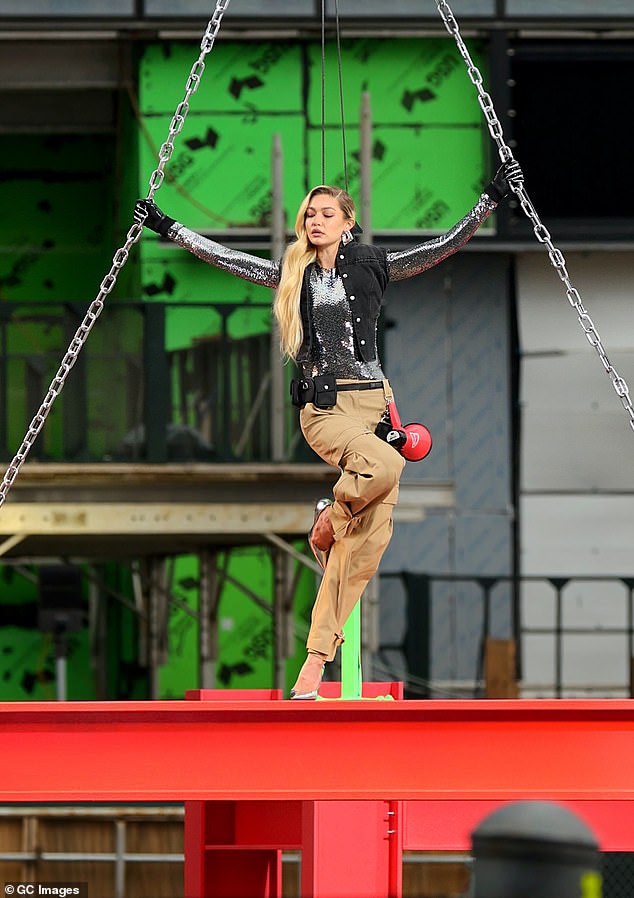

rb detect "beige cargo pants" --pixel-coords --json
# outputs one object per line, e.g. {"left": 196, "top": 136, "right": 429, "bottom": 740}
{"left": 299, "top": 380, "right": 405, "bottom": 661}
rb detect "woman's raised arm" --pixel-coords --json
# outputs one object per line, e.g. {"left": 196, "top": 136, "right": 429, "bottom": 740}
{"left": 386, "top": 160, "right": 523, "bottom": 282}
{"left": 134, "top": 199, "right": 281, "bottom": 289}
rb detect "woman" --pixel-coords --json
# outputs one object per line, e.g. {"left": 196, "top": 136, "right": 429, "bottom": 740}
{"left": 135, "top": 159, "right": 522, "bottom": 700}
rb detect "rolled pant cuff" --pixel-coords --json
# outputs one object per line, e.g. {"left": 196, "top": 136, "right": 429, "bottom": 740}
{"left": 307, "top": 632, "right": 344, "bottom": 663}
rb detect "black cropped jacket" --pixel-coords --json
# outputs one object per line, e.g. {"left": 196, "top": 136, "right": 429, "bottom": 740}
{"left": 297, "top": 242, "right": 389, "bottom": 365}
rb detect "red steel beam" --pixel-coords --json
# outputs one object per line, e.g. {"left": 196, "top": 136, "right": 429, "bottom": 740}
{"left": 1, "top": 699, "right": 634, "bottom": 805}
{"left": 402, "top": 799, "right": 634, "bottom": 852}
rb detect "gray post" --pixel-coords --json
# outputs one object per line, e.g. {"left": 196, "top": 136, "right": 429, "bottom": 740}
{"left": 147, "top": 559, "right": 160, "bottom": 700}
{"left": 55, "top": 651, "right": 67, "bottom": 702}
{"left": 272, "top": 547, "right": 290, "bottom": 692}
{"left": 115, "top": 819, "right": 126, "bottom": 898}
{"left": 88, "top": 570, "right": 108, "bottom": 700}
{"left": 145, "top": 557, "right": 169, "bottom": 700}
{"left": 270, "top": 133, "right": 286, "bottom": 460}
{"left": 359, "top": 91, "right": 373, "bottom": 245}
{"left": 271, "top": 547, "right": 286, "bottom": 689}
{"left": 199, "top": 549, "right": 220, "bottom": 689}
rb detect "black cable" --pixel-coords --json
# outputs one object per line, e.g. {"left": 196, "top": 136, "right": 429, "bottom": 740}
{"left": 333, "top": 0, "right": 349, "bottom": 192}
{"left": 320, "top": 0, "right": 326, "bottom": 184}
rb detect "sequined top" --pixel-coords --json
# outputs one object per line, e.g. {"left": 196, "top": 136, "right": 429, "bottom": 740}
{"left": 169, "top": 193, "right": 495, "bottom": 379}
{"left": 307, "top": 264, "right": 384, "bottom": 379}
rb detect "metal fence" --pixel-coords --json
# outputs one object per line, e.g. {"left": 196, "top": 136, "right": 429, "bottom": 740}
{"left": 379, "top": 572, "right": 634, "bottom": 700}
{"left": 0, "top": 300, "right": 303, "bottom": 466}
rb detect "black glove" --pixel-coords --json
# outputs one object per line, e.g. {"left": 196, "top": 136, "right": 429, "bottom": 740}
{"left": 134, "top": 198, "right": 176, "bottom": 237}
{"left": 484, "top": 159, "right": 524, "bottom": 203}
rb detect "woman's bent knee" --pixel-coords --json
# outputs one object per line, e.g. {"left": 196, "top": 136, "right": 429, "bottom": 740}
{"left": 369, "top": 442, "right": 404, "bottom": 498}
{"left": 339, "top": 433, "right": 405, "bottom": 503}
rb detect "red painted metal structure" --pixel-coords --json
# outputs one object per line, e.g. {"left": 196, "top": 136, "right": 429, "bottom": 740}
{"left": 1, "top": 690, "right": 633, "bottom": 896}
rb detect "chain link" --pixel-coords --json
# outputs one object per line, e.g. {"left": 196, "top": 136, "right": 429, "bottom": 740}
{"left": 0, "top": 0, "right": 232, "bottom": 510}
{"left": 436, "top": 0, "right": 634, "bottom": 433}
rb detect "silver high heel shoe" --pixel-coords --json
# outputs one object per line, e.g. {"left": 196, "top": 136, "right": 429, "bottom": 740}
{"left": 290, "top": 654, "right": 326, "bottom": 700}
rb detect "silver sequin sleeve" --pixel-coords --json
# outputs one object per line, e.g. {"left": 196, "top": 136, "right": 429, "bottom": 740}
{"left": 168, "top": 223, "right": 281, "bottom": 288}
{"left": 386, "top": 193, "right": 496, "bottom": 281}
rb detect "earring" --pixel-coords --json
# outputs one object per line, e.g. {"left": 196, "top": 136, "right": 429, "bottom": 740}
{"left": 341, "top": 229, "right": 353, "bottom": 246}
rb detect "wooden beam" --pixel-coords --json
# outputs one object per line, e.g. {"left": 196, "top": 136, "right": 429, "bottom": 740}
{"left": 485, "top": 638, "right": 519, "bottom": 699}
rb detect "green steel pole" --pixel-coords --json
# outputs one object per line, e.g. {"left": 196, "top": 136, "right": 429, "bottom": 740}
{"left": 340, "top": 602, "right": 362, "bottom": 699}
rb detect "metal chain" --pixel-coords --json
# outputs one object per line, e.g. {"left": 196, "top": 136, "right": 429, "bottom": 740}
{"left": 436, "top": 0, "right": 634, "bottom": 434}
{"left": 320, "top": 0, "right": 349, "bottom": 190}
{"left": 0, "top": 0, "right": 232, "bottom": 510}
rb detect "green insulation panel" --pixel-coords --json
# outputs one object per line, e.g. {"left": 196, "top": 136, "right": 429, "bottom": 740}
{"left": 0, "top": 627, "right": 95, "bottom": 700}
{"left": 140, "top": 236, "right": 272, "bottom": 350}
{"left": 0, "top": 132, "right": 140, "bottom": 462}
{"left": 307, "top": 39, "right": 485, "bottom": 126}
{"left": 0, "top": 136, "right": 115, "bottom": 302}
{"left": 0, "top": 568, "right": 95, "bottom": 701}
{"left": 307, "top": 126, "right": 488, "bottom": 232}
{"left": 4, "top": 303, "right": 143, "bottom": 461}
{"left": 138, "top": 37, "right": 491, "bottom": 234}
{"left": 140, "top": 41, "right": 304, "bottom": 230}
{"left": 158, "top": 548, "right": 316, "bottom": 697}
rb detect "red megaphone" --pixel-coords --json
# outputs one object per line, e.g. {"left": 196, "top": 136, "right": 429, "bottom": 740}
{"left": 385, "top": 400, "right": 432, "bottom": 462}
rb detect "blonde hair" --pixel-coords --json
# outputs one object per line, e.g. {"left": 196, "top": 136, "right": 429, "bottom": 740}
{"left": 274, "top": 185, "right": 356, "bottom": 361}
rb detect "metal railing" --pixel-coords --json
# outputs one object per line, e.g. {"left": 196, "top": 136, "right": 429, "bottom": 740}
{"left": 0, "top": 300, "right": 302, "bottom": 465}
{"left": 380, "top": 572, "right": 634, "bottom": 700}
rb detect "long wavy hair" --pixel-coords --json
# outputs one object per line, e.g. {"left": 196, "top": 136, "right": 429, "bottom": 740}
{"left": 273, "top": 185, "right": 356, "bottom": 361}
